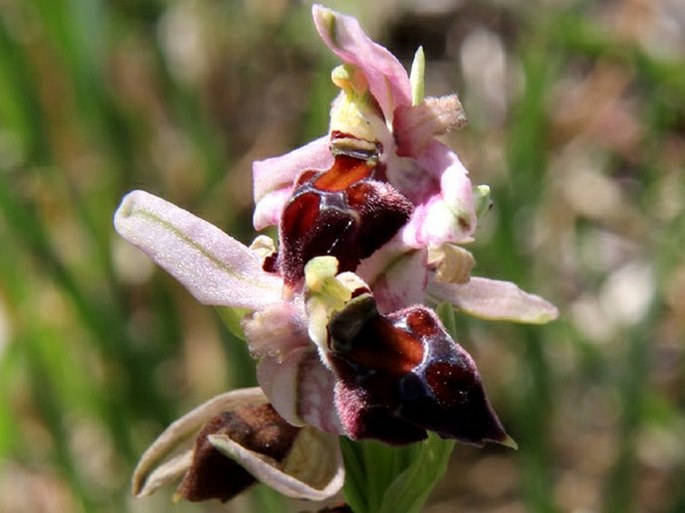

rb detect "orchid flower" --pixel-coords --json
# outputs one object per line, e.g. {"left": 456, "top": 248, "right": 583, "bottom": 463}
{"left": 253, "top": 6, "right": 559, "bottom": 319}
{"left": 114, "top": 4, "right": 558, "bottom": 509}
{"left": 253, "top": 6, "right": 474, "bottom": 250}
{"left": 114, "top": 189, "right": 516, "bottom": 500}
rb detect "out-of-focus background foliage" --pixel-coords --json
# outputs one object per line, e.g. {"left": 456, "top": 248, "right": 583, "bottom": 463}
{"left": 1, "top": 0, "right": 683, "bottom": 512}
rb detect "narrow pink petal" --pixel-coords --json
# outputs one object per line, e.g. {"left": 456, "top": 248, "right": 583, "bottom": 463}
{"left": 257, "top": 348, "right": 342, "bottom": 435}
{"left": 394, "top": 95, "right": 467, "bottom": 157}
{"left": 429, "top": 277, "right": 559, "bottom": 324}
{"left": 401, "top": 141, "right": 476, "bottom": 247}
{"left": 312, "top": 5, "right": 411, "bottom": 120}
{"left": 252, "top": 136, "right": 331, "bottom": 205}
{"left": 114, "top": 190, "right": 281, "bottom": 310}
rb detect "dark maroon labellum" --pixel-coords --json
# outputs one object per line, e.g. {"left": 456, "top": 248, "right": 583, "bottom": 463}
{"left": 327, "top": 295, "right": 509, "bottom": 447}
{"left": 279, "top": 150, "right": 413, "bottom": 287}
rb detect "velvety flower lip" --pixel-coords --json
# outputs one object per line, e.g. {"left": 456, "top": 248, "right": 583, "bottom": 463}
{"left": 302, "top": 257, "right": 515, "bottom": 447}
{"left": 326, "top": 294, "right": 514, "bottom": 447}
{"left": 277, "top": 151, "right": 414, "bottom": 288}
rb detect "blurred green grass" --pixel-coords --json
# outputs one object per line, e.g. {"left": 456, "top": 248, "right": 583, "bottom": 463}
{"left": 1, "top": 1, "right": 683, "bottom": 512}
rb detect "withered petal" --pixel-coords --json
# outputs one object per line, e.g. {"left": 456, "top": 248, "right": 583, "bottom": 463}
{"left": 131, "top": 388, "right": 268, "bottom": 498}
{"left": 210, "top": 424, "right": 345, "bottom": 501}
{"left": 334, "top": 381, "right": 427, "bottom": 445}
{"left": 133, "top": 388, "right": 345, "bottom": 504}
{"left": 176, "top": 404, "right": 300, "bottom": 502}
{"left": 136, "top": 451, "right": 193, "bottom": 499}
{"left": 394, "top": 95, "right": 467, "bottom": 157}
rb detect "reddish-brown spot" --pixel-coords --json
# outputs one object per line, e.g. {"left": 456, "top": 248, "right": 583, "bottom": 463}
{"left": 458, "top": 216, "right": 472, "bottom": 233}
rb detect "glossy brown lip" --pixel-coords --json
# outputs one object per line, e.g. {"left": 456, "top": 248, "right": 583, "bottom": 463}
{"left": 327, "top": 295, "right": 511, "bottom": 447}
{"left": 279, "top": 148, "right": 413, "bottom": 287}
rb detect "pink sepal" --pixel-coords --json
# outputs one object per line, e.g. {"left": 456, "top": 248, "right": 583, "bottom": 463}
{"left": 429, "top": 277, "right": 559, "bottom": 324}
{"left": 312, "top": 5, "right": 411, "bottom": 121}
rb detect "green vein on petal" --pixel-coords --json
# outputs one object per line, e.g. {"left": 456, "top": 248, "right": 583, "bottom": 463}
{"left": 114, "top": 190, "right": 281, "bottom": 310}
